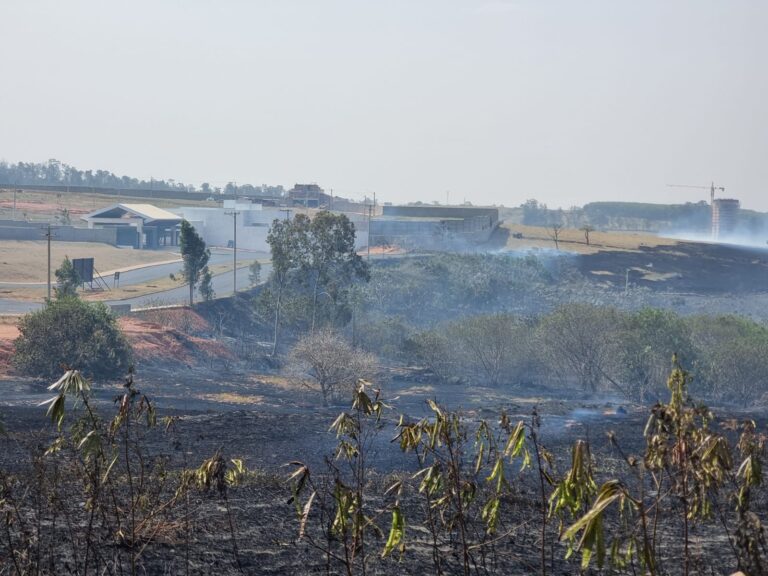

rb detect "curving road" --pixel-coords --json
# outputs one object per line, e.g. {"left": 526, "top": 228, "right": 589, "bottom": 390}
{"left": 0, "top": 253, "right": 272, "bottom": 314}
{"left": 0, "top": 250, "right": 246, "bottom": 289}
{"left": 111, "top": 261, "right": 272, "bottom": 309}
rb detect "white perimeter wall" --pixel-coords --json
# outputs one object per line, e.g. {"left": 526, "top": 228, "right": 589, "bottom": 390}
{"left": 174, "top": 206, "right": 282, "bottom": 251}
{"left": 176, "top": 207, "right": 371, "bottom": 252}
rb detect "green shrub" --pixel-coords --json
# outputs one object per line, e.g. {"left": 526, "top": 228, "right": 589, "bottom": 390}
{"left": 13, "top": 297, "right": 132, "bottom": 379}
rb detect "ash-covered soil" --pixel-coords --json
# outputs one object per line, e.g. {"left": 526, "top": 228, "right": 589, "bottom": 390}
{"left": 578, "top": 240, "right": 768, "bottom": 295}
{"left": 1, "top": 367, "right": 763, "bottom": 575}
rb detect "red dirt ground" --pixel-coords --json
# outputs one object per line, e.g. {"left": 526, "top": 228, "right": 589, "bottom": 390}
{"left": 120, "top": 316, "right": 234, "bottom": 367}
{"left": 0, "top": 311, "right": 233, "bottom": 375}
{"left": 0, "top": 324, "right": 17, "bottom": 376}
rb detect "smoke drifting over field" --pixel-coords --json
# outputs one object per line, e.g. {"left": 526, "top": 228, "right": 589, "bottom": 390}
{"left": 668, "top": 229, "right": 768, "bottom": 251}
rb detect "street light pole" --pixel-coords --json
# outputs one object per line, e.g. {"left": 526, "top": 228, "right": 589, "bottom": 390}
{"left": 46, "top": 224, "right": 52, "bottom": 300}
{"left": 225, "top": 210, "right": 240, "bottom": 295}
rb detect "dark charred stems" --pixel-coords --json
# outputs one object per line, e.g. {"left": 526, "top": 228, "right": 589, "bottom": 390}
{"left": 529, "top": 409, "right": 549, "bottom": 576}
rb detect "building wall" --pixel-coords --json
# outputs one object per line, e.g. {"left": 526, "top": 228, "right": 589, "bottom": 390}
{"left": 0, "top": 220, "right": 118, "bottom": 244}
{"left": 175, "top": 206, "right": 284, "bottom": 251}
{"left": 367, "top": 216, "right": 498, "bottom": 250}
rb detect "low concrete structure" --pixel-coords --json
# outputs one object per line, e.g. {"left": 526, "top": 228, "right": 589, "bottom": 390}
{"left": 369, "top": 205, "right": 500, "bottom": 250}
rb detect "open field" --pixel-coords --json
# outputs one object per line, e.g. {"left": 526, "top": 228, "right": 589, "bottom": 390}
{"left": 498, "top": 223, "right": 679, "bottom": 254}
{"left": 0, "top": 187, "right": 217, "bottom": 222}
{"left": 0, "top": 240, "right": 179, "bottom": 283}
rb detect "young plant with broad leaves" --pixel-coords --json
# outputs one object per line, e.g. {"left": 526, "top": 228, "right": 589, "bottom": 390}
{"left": 288, "top": 380, "right": 400, "bottom": 576}
{"left": 564, "top": 358, "right": 767, "bottom": 575}
{"left": 0, "top": 368, "right": 249, "bottom": 576}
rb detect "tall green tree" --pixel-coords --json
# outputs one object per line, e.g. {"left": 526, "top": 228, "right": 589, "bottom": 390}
{"left": 265, "top": 212, "right": 369, "bottom": 355}
{"left": 266, "top": 214, "right": 311, "bottom": 355}
{"left": 248, "top": 260, "right": 262, "bottom": 286}
{"left": 199, "top": 266, "right": 215, "bottom": 302}
{"left": 179, "top": 220, "right": 210, "bottom": 305}
{"left": 304, "top": 211, "right": 369, "bottom": 332}
{"left": 54, "top": 256, "right": 81, "bottom": 299}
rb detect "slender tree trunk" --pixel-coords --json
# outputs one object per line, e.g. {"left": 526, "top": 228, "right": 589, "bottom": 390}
{"left": 189, "top": 281, "right": 194, "bottom": 306}
{"left": 311, "top": 275, "right": 319, "bottom": 334}
{"left": 272, "top": 279, "right": 283, "bottom": 357}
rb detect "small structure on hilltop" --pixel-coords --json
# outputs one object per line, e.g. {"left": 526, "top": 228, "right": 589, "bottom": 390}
{"left": 288, "top": 184, "right": 332, "bottom": 208}
{"left": 81, "top": 203, "right": 182, "bottom": 249}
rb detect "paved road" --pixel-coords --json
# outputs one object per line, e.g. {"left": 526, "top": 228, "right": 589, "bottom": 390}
{"left": 111, "top": 261, "right": 273, "bottom": 309}
{"left": 0, "top": 249, "right": 264, "bottom": 289}
{"left": 0, "top": 261, "right": 273, "bottom": 314}
{"left": 0, "top": 299, "right": 39, "bottom": 314}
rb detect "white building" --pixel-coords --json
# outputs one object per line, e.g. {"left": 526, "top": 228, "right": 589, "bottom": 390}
{"left": 173, "top": 203, "right": 284, "bottom": 252}
{"left": 174, "top": 203, "right": 371, "bottom": 252}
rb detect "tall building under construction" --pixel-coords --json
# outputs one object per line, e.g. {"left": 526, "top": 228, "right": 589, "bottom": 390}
{"left": 711, "top": 198, "right": 740, "bottom": 240}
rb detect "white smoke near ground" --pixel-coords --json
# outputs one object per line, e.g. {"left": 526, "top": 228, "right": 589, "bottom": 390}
{"left": 665, "top": 229, "right": 768, "bottom": 251}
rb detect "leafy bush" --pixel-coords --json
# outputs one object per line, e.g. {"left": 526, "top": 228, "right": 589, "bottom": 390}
{"left": 287, "top": 328, "right": 378, "bottom": 406}
{"left": 13, "top": 297, "right": 132, "bottom": 379}
{"left": 54, "top": 256, "right": 81, "bottom": 298}
{"left": 401, "top": 304, "right": 768, "bottom": 403}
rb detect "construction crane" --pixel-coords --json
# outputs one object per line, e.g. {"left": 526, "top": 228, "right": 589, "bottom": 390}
{"left": 667, "top": 182, "right": 725, "bottom": 205}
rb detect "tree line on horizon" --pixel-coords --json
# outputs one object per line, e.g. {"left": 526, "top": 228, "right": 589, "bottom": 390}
{"left": 0, "top": 159, "right": 285, "bottom": 197}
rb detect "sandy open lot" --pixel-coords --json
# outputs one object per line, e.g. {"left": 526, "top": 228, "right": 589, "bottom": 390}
{"left": 0, "top": 240, "right": 178, "bottom": 283}
{"left": 0, "top": 188, "right": 216, "bottom": 222}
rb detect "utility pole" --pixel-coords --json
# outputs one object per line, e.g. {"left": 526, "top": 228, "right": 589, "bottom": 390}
{"left": 13, "top": 189, "right": 22, "bottom": 221}
{"left": 225, "top": 209, "right": 240, "bottom": 295}
{"left": 46, "top": 224, "right": 52, "bottom": 300}
{"left": 367, "top": 204, "right": 372, "bottom": 261}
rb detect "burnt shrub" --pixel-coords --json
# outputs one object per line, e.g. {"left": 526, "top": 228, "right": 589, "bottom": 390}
{"left": 13, "top": 297, "right": 132, "bottom": 379}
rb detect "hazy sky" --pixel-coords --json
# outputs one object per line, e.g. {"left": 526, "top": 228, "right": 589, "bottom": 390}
{"left": 2, "top": 1, "right": 767, "bottom": 210}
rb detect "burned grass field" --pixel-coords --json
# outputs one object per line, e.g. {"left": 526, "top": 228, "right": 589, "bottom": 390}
{"left": 4, "top": 241, "right": 768, "bottom": 574}
{"left": 0, "top": 365, "right": 765, "bottom": 575}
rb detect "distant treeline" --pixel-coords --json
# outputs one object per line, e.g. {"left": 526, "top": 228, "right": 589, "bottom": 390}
{"left": 519, "top": 198, "right": 768, "bottom": 235}
{"left": 520, "top": 199, "right": 712, "bottom": 232}
{"left": 0, "top": 159, "right": 285, "bottom": 197}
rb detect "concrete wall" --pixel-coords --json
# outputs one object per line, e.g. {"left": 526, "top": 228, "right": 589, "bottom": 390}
{"left": 0, "top": 220, "right": 118, "bottom": 244}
